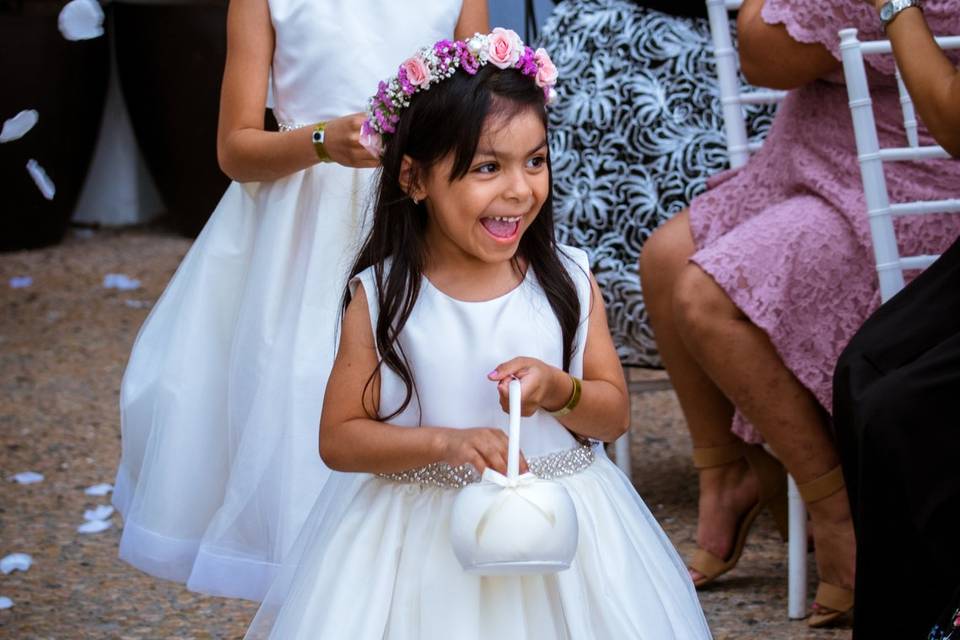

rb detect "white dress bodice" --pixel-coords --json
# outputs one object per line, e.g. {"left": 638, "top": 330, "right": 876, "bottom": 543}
{"left": 352, "top": 246, "right": 593, "bottom": 457}
{"left": 268, "top": 0, "right": 462, "bottom": 125}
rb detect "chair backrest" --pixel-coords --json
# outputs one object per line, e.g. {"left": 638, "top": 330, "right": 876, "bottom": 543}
{"left": 705, "top": 0, "right": 787, "bottom": 168}
{"left": 838, "top": 28, "right": 960, "bottom": 302}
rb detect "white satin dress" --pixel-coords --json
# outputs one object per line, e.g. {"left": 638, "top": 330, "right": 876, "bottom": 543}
{"left": 112, "top": 0, "right": 464, "bottom": 601}
{"left": 244, "top": 247, "right": 713, "bottom": 639}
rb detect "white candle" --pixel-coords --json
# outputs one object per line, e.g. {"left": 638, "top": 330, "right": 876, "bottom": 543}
{"left": 507, "top": 379, "right": 521, "bottom": 479}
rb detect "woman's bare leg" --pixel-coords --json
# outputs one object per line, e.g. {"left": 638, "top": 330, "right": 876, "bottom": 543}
{"left": 671, "top": 262, "right": 855, "bottom": 596}
{"left": 641, "top": 211, "right": 761, "bottom": 582}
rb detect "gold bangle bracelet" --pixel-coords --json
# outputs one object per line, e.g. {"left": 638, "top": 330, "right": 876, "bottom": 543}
{"left": 550, "top": 375, "right": 582, "bottom": 417}
{"left": 311, "top": 122, "right": 332, "bottom": 163}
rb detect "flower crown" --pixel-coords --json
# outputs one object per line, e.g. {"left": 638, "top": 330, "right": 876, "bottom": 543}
{"left": 359, "top": 28, "right": 559, "bottom": 158}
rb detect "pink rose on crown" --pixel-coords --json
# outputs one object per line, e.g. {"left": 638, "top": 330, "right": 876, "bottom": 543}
{"left": 487, "top": 27, "right": 523, "bottom": 69}
{"left": 401, "top": 54, "right": 432, "bottom": 88}
{"left": 359, "top": 123, "right": 384, "bottom": 158}
{"left": 533, "top": 48, "right": 558, "bottom": 89}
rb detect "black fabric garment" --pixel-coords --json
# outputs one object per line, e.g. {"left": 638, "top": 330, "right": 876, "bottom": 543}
{"left": 549, "top": 0, "right": 707, "bottom": 21}
{"left": 834, "top": 236, "right": 960, "bottom": 640}
{"left": 629, "top": 0, "right": 708, "bottom": 19}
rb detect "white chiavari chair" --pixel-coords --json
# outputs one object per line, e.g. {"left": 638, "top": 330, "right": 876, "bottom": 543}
{"left": 705, "top": 0, "right": 807, "bottom": 619}
{"left": 839, "top": 28, "right": 960, "bottom": 303}
{"left": 705, "top": 0, "right": 787, "bottom": 168}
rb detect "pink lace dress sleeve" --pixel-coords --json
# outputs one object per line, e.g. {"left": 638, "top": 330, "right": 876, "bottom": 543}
{"left": 761, "top": 0, "right": 890, "bottom": 72}
{"left": 762, "top": 0, "right": 960, "bottom": 75}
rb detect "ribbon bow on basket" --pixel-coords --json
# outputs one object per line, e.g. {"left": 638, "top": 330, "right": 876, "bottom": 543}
{"left": 449, "top": 379, "right": 579, "bottom": 575}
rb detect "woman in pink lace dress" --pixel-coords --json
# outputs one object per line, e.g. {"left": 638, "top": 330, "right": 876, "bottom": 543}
{"left": 640, "top": 0, "right": 960, "bottom": 627}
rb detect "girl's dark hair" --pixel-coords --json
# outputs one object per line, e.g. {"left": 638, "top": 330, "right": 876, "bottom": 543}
{"left": 345, "top": 65, "right": 581, "bottom": 420}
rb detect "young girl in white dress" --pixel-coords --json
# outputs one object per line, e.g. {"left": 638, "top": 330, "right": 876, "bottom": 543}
{"left": 244, "top": 31, "right": 712, "bottom": 639}
{"left": 113, "top": 0, "right": 487, "bottom": 601}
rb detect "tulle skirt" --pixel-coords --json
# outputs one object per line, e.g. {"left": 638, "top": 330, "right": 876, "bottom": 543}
{"left": 113, "top": 163, "right": 374, "bottom": 600}
{"left": 245, "top": 455, "right": 713, "bottom": 639}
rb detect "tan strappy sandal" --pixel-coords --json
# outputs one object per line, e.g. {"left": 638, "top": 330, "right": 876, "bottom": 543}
{"left": 688, "top": 441, "right": 788, "bottom": 588}
{"left": 798, "top": 466, "right": 855, "bottom": 628}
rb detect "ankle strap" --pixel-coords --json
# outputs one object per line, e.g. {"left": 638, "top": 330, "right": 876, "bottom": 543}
{"left": 692, "top": 442, "right": 746, "bottom": 470}
{"left": 798, "top": 466, "right": 845, "bottom": 504}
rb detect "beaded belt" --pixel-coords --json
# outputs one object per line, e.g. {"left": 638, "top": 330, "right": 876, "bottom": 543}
{"left": 378, "top": 444, "right": 596, "bottom": 489}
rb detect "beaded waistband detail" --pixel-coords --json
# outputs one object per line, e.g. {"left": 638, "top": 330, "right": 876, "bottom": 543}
{"left": 378, "top": 444, "right": 596, "bottom": 489}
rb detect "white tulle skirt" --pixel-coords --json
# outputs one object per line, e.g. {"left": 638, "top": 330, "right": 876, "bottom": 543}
{"left": 113, "top": 163, "right": 375, "bottom": 601}
{"left": 244, "top": 455, "right": 713, "bottom": 639}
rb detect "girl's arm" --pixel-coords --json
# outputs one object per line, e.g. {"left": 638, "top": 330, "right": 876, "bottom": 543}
{"left": 875, "top": 3, "right": 960, "bottom": 156}
{"left": 319, "top": 284, "right": 520, "bottom": 475}
{"left": 454, "top": 0, "right": 490, "bottom": 40}
{"left": 489, "top": 275, "right": 630, "bottom": 443}
{"left": 216, "top": 0, "right": 377, "bottom": 183}
{"left": 736, "top": 0, "right": 841, "bottom": 89}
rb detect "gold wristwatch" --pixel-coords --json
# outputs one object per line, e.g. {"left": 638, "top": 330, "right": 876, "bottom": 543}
{"left": 312, "top": 122, "right": 332, "bottom": 163}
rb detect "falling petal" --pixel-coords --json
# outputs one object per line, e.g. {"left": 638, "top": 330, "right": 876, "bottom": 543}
{"left": 123, "top": 299, "right": 151, "bottom": 309}
{"left": 77, "top": 520, "right": 112, "bottom": 534}
{"left": 0, "top": 597, "right": 12, "bottom": 610}
{"left": 103, "top": 274, "right": 141, "bottom": 291}
{"left": 8, "top": 471, "right": 43, "bottom": 484}
{"left": 26, "top": 159, "right": 55, "bottom": 200}
{"left": 0, "top": 110, "right": 39, "bottom": 143}
{"left": 84, "top": 483, "right": 113, "bottom": 496}
{"left": 58, "top": 0, "right": 104, "bottom": 41}
{"left": 83, "top": 505, "right": 114, "bottom": 521}
{"left": 9, "top": 276, "right": 33, "bottom": 289}
{"left": 0, "top": 554, "right": 32, "bottom": 575}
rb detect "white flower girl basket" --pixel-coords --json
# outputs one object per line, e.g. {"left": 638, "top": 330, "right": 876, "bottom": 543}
{"left": 449, "top": 379, "right": 579, "bottom": 575}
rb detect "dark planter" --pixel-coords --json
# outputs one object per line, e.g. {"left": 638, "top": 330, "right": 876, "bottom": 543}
{"left": 0, "top": 0, "right": 109, "bottom": 251}
{"left": 113, "top": 0, "right": 229, "bottom": 237}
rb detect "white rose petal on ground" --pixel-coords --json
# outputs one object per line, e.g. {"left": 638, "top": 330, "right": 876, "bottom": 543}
{"left": 8, "top": 471, "right": 43, "bottom": 484}
{"left": 84, "top": 483, "right": 113, "bottom": 496}
{"left": 0, "top": 554, "right": 33, "bottom": 575}
{"left": 9, "top": 276, "right": 33, "bottom": 289}
{"left": 0, "top": 110, "right": 39, "bottom": 143}
{"left": 103, "top": 274, "right": 141, "bottom": 291}
{"left": 58, "top": 0, "right": 105, "bottom": 41}
{"left": 77, "top": 519, "right": 112, "bottom": 534}
{"left": 0, "top": 597, "right": 12, "bottom": 610}
{"left": 26, "top": 159, "right": 55, "bottom": 200}
{"left": 83, "top": 505, "right": 114, "bottom": 521}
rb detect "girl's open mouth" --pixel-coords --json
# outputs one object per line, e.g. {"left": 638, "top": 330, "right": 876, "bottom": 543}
{"left": 480, "top": 216, "right": 521, "bottom": 241}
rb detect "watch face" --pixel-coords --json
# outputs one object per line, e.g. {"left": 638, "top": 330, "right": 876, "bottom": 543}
{"left": 880, "top": 3, "right": 894, "bottom": 20}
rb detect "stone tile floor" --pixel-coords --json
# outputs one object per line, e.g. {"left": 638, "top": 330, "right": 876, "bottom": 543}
{"left": 0, "top": 228, "right": 851, "bottom": 639}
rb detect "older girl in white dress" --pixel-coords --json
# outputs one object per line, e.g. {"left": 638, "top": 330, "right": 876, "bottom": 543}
{"left": 245, "top": 31, "right": 712, "bottom": 638}
{"left": 113, "top": 0, "right": 487, "bottom": 601}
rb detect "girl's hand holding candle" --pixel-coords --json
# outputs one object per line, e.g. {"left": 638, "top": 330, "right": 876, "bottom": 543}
{"left": 488, "top": 357, "right": 575, "bottom": 417}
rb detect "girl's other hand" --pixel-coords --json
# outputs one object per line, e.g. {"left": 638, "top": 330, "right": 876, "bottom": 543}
{"left": 488, "top": 357, "right": 572, "bottom": 417}
{"left": 439, "top": 427, "right": 529, "bottom": 475}
{"left": 323, "top": 113, "right": 380, "bottom": 168}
